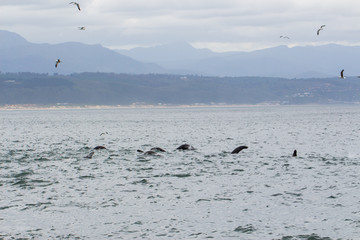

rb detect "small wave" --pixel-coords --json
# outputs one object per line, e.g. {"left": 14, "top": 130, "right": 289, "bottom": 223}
{"left": 234, "top": 224, "right": 256, "bottom": 233}
{"left": 284, "top": 192, "right": 302, "bottom": 197}
{"left": 280, "top": 233, "right": 332, "bottom": 240}
{"left": 11, "top": 178, "right": 28, "bottom": 187}
{"left": 30, "top": 179, "right": 54, "bottom": 187}
{"left": 172, "top": 173, "right": 191, "bottom": 178}
{"left": 132, "top": 179, "right": 149, "bottom": 184}
{"left": 271, "top": 193, "right": 283, "bottom": 197}
{"left": 214, "top": 197, "right": 232, "bottom": 201}
{"left": 34, "top": 157, "right": 50, "bottom": 162}
{"left": 233, "top": 168, "right": 245, "bottom": 172}
{"left": 22, "top": 202, "right": 52, "bottom": 211}
{"left": 0, "top": 205, "right": 18, "bottom": 210}
{"left": 79, "top": 175, "right": 95, "bottom": 179}
{"left": 12, "top": 170, "right": 34, "bottom": 178}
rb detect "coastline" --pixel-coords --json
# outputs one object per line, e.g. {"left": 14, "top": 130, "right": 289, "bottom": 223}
{"left": 0, "top": 103, "right": 282, "bottom": 111}
{"left": 1, "top": 102, "right": 357, "bottom": 111}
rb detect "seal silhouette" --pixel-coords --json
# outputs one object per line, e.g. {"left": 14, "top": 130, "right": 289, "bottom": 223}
{"left": 144, "top": 150, "right": 158, "bottom": 155}
{"left": 137, "top": 147, "right": 165, "bottom": 155}
{"left": 231, "top": 146, "right": 248, "bottom": 154}
{"left": 94, "top": 146, "right": 106, "bottom": 150}
{"left": 176, "top": 144, "right": 195, "bottom": 151}
{"left": 151, "top": 147, "right": 166, "bottom": 152}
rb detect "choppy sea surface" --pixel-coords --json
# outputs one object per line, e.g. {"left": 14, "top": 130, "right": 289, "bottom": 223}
{"left": 0, "top": 105, "right": 360, "bottom": 240}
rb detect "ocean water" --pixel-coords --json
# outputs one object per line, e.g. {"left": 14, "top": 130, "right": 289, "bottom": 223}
{"left": 0, "top": 105, "right": 359, "bottom": 239}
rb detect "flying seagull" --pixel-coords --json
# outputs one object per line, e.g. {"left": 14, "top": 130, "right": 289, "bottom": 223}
{"left": 280, "top": 36, "right": 290, "bottom": 39}
{"left": 70, "top": 2, "right": 81, "bottom": 11}
{"left": 340, "top": 69, "right": 345, "bottom": 79}
{"left": 78, "top": 27, "right": 86, "bottom": 30}
{"left": 317, "top": 25, "right": 326, "bottom": 35}
{"left": 55, "top": 59, "right": 62, "bottom": 68}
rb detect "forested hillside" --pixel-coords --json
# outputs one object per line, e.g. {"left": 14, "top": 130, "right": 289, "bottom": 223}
{"left": 1, "top": 72, "right": 359, "bottom": 105}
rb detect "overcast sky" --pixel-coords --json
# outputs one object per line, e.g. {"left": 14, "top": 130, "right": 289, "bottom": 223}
{"left": 1, "top": 0, "right": 360, "bottom": 52}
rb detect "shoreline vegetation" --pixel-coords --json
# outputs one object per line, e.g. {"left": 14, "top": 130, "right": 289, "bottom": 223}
{"left": 2, "top": 72, "right": 360, "bottom": 106}
{"left": 0, "top": 103, "right": 276, "bottom": 111}
{"left": 0, "top": 102, "right": 358, "bottom": 111}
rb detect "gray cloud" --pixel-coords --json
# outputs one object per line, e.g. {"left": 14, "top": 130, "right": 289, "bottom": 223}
{"left": 1, "top": 0, "right": 360, "bottom": 51}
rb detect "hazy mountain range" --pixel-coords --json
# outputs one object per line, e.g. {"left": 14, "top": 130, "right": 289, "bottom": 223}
{"left": 1, "top": 29, "right": 360, "bottom": 78}
{"left": 117, "top": 43, "right": 360, "bottom": 78}
{"left": 0, "top": 30, "right": 164, "bottom": 75}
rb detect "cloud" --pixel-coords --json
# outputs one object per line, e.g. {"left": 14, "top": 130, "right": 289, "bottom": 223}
{"left": 1, "top": 0, "right": 360, "bottom": 51}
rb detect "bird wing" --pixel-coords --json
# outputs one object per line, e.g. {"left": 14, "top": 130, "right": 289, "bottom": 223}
{"left": 69, "top": 2, "right": 80, "bottom": 10}
{"left": 55, "top": 59, "right": 61, "bottom": 68}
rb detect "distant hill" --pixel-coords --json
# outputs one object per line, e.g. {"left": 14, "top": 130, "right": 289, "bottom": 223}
{"left": 2, "top": 29, "right": 360, "bottom": 78}
{"left": 117, "top": 42, "right": 360, "bottom": 78}
{"left": 0, "top": 30, "right": 164, "bottom": 74}
{"left": 116, "top": 42, "right": 226, "bottom": 74}
{"left": 1, "top": 72, "right": 360, "bottom": 105}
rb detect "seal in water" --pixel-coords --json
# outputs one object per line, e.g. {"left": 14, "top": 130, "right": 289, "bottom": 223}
{"left": 151, "top": 147, "right": 166, "bottom": 152}
{"left": 137, "top": 149, "right": 161, "bottom": 155}
{"left": 144, "top": 150, "right": 158, "bottom": 155}
{"left": 94, "top": 146, "right": 106, "bottom": 150}
{"left": 292, "top": 150, "right": 297, "bottom": 157}
{"left": 231, "top": 146, "right": 248, "bottom": 154}
{"left": 176, "top": 144, "right": 195, "bottom": 151}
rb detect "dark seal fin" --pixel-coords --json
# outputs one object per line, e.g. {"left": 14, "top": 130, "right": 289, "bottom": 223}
{"left": 231, "top": 146, "right": 248, "bottom": 154}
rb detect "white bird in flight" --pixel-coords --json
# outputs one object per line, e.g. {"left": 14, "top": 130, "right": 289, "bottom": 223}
{"left": 280, "top": 36, "right": 290, "bottom": 39}
{"left": 70, "top": 2, "right": 81, "bottom": 11}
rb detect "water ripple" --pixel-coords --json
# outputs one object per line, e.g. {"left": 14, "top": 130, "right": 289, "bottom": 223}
{"left": 1, "top": 106, "right": 360, "bottom": 239}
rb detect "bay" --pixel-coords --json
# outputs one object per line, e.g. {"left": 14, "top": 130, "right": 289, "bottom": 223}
{"left": 0, "top": 105, "right": 359, "bottom": 239}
